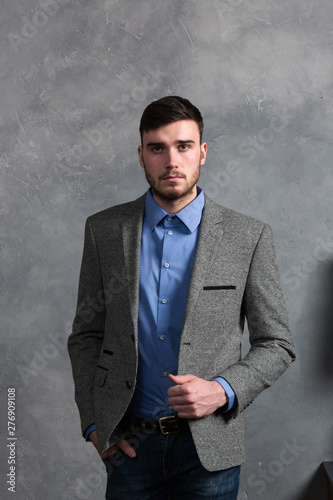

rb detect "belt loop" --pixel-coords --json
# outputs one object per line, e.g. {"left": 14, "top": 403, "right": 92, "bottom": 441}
{"left": 141, "top": 418, "right": 157, "bottom": 433}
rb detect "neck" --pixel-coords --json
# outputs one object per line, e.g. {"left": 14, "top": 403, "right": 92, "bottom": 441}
{"left": 152, "top": 188, "right": 197, "bottom": 214}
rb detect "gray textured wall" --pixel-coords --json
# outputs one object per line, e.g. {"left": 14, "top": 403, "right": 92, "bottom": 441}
{"left": 1, "top": 0, "right": 332, "bottom": 499}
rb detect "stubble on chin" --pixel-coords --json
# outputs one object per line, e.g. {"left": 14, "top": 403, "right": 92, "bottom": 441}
{"left": 143, "top": 164, "right": 201, "bottom": 203}
{"left": 148, "top": 176, "right": 196, "bottom": 202}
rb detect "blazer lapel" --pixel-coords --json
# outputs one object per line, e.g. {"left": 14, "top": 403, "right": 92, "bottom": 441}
{"left": 183, "top": 196, "right": 225, "bottom": 323}
{"left": 120, "top": 193, "right": 224, "bottom": 340}
{"left": 121, "top": 194, "right": 146, "bottom": 334}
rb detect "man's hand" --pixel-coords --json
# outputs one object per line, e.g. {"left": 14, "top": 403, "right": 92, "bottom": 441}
{"left": 88, "top": 430, "right": 137, "bottom": 459}
{"left": 167, "top": 374, "right": 228, "bottom": 419}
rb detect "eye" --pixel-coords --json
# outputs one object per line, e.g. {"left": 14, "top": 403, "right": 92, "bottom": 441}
{"left": 178, "top": 144, "right": 190, "bottom": 151}
{"left": 151, "top": 146, "right": 163, "bottom": 153}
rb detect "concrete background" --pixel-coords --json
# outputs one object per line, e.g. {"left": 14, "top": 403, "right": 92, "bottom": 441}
{"left": 1, "top": 0, "right": 332, "bottom": 498}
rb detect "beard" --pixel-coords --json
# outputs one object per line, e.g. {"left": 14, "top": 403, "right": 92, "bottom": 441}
{"left": 142, "top": 160, "right": 201, "bottom": 202}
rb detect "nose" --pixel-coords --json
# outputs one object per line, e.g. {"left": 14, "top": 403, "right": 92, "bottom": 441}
{"left": 165, "top": 148, "right": 178, "bottom": 168}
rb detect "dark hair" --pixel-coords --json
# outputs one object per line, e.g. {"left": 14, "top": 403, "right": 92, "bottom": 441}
{"left": 139, "top": 96, "right": 204, "bottom": 143}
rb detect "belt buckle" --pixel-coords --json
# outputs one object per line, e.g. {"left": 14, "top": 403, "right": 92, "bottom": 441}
{"left": 159, "top": 415, "right": 179, "bottom": 435}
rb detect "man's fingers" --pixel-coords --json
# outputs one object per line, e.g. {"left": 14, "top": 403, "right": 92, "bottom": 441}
{"left": 100, "top": 439, "right": 137, "bottom": 459}
{"left": 100, "top": 447, "right": 115, "bottom": 459}
{"left": 168, "top": 376, "right": 229, "bottom": 419}
{"left": 117, "top": 439, "right": 137, "bottom": 458}
{"left": 167, "top": 374, "right": 196, "bottom": 397}
{"left": 168, "top": 373, "right": 194, "bottom": 385}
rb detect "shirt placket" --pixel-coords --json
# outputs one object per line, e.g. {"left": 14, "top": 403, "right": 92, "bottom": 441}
{"left": 156, "top": 216, "right": 176, "bottom": 409}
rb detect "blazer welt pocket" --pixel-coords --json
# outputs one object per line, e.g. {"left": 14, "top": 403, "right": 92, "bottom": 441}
{"left": 103, "top": 349, "right": 113, "bottom": 356}
{"left": 203, "top": 285, "right": 236, "bottom": 290}
{"left": 94, "top": 365, "right": 108, "bottom": 387}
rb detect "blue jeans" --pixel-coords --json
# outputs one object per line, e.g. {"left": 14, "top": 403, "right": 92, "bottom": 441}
{"left": 103, "top": 423, "right": 240, "bottom": 499}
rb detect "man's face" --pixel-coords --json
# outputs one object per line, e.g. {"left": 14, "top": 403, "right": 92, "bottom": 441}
{"left": 138, "top": 120, "right": 207, "bottom": 206}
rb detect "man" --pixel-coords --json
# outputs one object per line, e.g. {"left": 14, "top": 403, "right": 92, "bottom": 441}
{"left": 68, "top": 96, "right": 296, "bottom": 499}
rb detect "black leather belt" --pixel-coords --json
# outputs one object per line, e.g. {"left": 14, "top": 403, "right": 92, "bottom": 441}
{"left": 119, "top": 414, "right": 188, "bottom": 435}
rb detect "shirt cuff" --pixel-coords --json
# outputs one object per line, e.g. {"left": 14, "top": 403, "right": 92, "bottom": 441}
{"left": 84, "top": 424, "right": 96, "bottom": 441}
{"left": 213, "top": 377, "right": 236, "bottom": 412}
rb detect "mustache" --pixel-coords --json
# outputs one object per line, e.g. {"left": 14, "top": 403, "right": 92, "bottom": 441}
{"left": 158, "top": 172, "right": 186, "bottom": 180}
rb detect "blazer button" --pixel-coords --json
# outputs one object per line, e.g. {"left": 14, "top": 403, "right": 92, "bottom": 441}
{"left": 131, "top": 334, "right": 135, "bottom": 343}
{"left": 126, "top": 381, "right": 132, "bottom": 390}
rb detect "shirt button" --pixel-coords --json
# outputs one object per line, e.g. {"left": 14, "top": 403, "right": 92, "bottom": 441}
{"left": 161, "top": 298, "right": 167, "bottom": 304}
{"left": 163, "top": 372, "right": 168, "bottom": 377}
{"left": 167, "top": 217, "right": 173, "bottom": 222}
{"left": 164, "top": 263, "right": 170, "bottom": 268}
{"left": 160, "top": 335, "right": 165, "bottom": 340}
{"left": 168, "top": 230, "right": 173, "bottom": 235}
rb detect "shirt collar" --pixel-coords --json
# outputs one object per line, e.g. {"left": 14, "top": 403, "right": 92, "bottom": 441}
{"left": 144, "top": 187, "right": 205, "bottom": 233}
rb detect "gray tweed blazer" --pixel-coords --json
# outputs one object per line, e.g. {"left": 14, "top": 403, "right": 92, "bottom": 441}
{"left": 68, "top": 193, "right": 295, "bottom": 471}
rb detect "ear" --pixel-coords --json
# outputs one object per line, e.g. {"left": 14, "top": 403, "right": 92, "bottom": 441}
{"left": 200, "top": 142, "right": 207, "bottom": 165}
{"left": 138, "top": 145, "right": 144, "bottom": 168}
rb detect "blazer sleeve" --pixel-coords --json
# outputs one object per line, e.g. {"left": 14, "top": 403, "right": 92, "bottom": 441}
{"left": 67, "top": 217, "right": 105, "bottom": 436}
{"left": 220, "top": 224, "right": 296, "bottom": 413}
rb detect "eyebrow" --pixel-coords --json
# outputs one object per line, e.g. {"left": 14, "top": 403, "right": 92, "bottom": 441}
{"left": 146, "top": 140, "right": 195, "bottom": 147}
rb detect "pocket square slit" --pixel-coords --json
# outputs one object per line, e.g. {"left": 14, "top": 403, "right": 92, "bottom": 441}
{"left": 203, "top": 285, "right": 236, "bottom": 290}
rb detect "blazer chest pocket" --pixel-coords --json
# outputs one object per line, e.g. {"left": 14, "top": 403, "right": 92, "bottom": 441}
{"left": 94, "top": 365, "right": 108, "bottom": 387}
{"left": 203, "top": 285, "right": 236, "bottom": 290}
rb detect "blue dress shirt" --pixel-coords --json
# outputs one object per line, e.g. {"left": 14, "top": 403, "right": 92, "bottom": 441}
{"left": 85, "top": 188, "right": 235, "bottom": 440}
{"left": 127, "top": 187, "right": 235, "bottom": 418}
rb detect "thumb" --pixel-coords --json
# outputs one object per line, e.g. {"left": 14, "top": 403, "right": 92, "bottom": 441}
{"left": 168, "top": 373, "right": 195, "bottom": 385}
